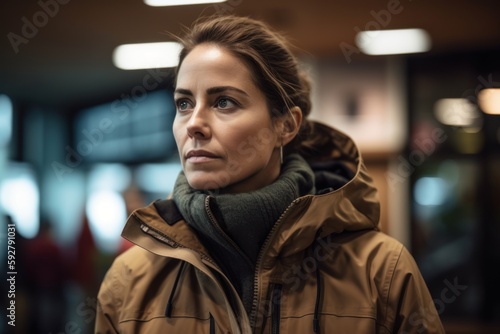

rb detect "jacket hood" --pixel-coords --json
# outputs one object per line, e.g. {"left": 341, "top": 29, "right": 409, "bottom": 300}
{"left": 262, "top": 121, "right": 380, "bottom": 260}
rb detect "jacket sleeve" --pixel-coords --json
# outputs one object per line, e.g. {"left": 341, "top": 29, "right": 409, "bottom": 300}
{"left": 94, "top": 257, "right": 124, "bottom": 334}
{"left": 387, "top": 245, "right": 445, "bottom": 334}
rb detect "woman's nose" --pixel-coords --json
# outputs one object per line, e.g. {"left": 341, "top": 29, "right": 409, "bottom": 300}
{"left": 186, "top": 107, "right": 211, "bottom": 140}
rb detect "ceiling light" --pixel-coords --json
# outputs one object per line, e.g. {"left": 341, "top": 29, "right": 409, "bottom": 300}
{"left": 478, "top": 88, "right": 500, "bottom": 115}
{"left": 112, "top": 42, "right": 182, "bottom": 70}
{"left": 356, "top": 28, "right": 431, "bottom": 55}
{"left": 144, "top": 0, "right": 226, "bottom": 6}
{"left": 434, "top": 98, "right": 481, "bottom": 127}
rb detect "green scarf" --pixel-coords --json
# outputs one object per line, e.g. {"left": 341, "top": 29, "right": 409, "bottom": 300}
{"left": 173, "top": 153, "right": 315, "bottom": 313}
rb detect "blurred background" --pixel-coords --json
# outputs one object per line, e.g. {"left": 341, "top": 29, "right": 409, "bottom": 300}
{"left": 1, "top": 0, "right": 500, "bottom": 333}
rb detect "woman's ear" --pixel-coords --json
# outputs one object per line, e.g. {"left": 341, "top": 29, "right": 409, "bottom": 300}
{"left": 279, "top": 106, "right": 302, "bottom": 146}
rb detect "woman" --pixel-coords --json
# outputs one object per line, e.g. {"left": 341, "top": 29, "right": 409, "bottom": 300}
{"left": 95, "top": 15, "right": 444, "bottom": 333}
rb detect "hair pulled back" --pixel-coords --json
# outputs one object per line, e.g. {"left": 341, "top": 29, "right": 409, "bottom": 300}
{"left": 175, "top": 15, "right": 331, "bottom": 159}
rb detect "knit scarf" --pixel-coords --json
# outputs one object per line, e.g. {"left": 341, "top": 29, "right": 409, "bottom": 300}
{"left": 172, "top": 153, "right": 315, "bottom": 313}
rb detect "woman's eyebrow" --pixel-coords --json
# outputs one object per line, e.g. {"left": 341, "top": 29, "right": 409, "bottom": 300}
{"left": 174, "top": 86, "right": 249, "bottom": 97}
{"left": 206, "top": 86, "right": 249, "bottom": 97}
{"left": 174, "top": 88, "right": 192, "bottom": 96}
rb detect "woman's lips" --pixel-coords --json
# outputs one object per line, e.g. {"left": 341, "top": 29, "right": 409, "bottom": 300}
{"left": 185, "top": 149, "right": 220, "bottom": 163}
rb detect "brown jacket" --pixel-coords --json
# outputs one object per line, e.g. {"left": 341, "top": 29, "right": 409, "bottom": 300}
{"left": 95, "top": 127, "right": 445, "bottom": 334}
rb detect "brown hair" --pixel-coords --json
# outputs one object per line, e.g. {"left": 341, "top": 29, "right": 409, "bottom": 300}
{"left": 175, "top": 15, "right": 332, "bottom": 159}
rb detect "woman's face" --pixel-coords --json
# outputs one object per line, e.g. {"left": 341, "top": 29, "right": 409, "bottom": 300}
{"left": 173, "top": 44, "right": 281, "bottom": 193}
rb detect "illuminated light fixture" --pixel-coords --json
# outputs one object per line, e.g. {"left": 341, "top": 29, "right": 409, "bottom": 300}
{"left": 0, "top": 171, "right": 40, "bottom": 239}
{"left": 145, "top": 0, "right": 226, "bottom": 6}
{"left": 414, "top": 177, "right": 448, "bottom": 206}
{"left": 478, "top": 88, "right": 500, "bottom": 115}
{"left": 356, "top": 28, "right": 431, "bottom": 55}
{"left": 112, "top": 42, "right": 182, "bottom": 70}
{"left": 86, "top": 190, "right": 126, "bottom": 254}
{"left": 0, "top": 94, "right": 13, "bottom": 146}
{"left": 434, "top": 98, "right": 482, "bottom": 127}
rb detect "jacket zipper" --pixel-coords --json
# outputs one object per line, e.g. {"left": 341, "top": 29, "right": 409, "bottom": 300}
{"left": 209, "top": 313, "right": 215, "bottom": 334}
{"left": 140, "top": 224, "right": 179, "bottom": 248}
{"left": 139, "top": 222, "right": 218, "bottom": 268}
{"left": 249, "top": 197, "right": 309, "bottom": 327}
{"left": 271, "top": 284, "right": 283, "bottom": 334}
{"left": 204, "top": 195, "right": 254, "bottom": 268}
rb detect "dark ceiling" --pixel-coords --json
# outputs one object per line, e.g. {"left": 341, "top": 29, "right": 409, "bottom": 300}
{"left": 1, "top": 0, "right": 500, "bottom": 111}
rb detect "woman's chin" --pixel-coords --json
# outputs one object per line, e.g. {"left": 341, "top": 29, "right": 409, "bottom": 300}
{"left": 187, "top": 174, "right": 230, "bottom": 191}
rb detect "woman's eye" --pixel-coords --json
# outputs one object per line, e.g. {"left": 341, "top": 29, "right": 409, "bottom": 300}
{"left": 216, "top": 98, "right": 236, "bottom": 109}
{"left": 176, "top": 99, "right": 192, "bottom": 111}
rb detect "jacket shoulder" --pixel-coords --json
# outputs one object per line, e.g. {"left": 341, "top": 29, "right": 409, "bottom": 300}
{"left": 96, "top": 246, "right": 176, "bottom": 322}
{"left": 331, "top": 230, "right": 421, "bottom": 297}
{"left": 333, "top": 230, "right": 442, "bottom": 332}
{"left": 320, "top": 231, "right": 408, "bottom": 303}
{"left": 328, "top": 229, "right": 406, "bottom": 261}
{"left": 100, "top": 245, "right": 176, "bottom": 293}
{"left": 96, "top": 245, "right": 188, "bottom": 332}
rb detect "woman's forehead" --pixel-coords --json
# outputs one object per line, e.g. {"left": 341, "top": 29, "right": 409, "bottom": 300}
{"left": 176, "top": 44, "right": 256, "bottom": 92}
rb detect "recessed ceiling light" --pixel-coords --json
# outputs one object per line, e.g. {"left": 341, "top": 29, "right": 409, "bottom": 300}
{"left": 112, "top": 42, "right": 182, "bottom": 70}
{"left": 478, "top": 88, "right": 500, "bottom": 115}
{"left": 356, "top": 28, "right": 431, "bottom": 55}
{"left": 144, "top": 0, "right": 226, "bottom": 6}
{"left": 434, "top": 98, "right": 482, "bottom": 127}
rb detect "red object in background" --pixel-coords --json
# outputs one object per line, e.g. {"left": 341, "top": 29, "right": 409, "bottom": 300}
{"left": 72, "top": 214, "right": 99, "bottom": 292}
{"left": 25, "top": 222, "right": 67, "bottom": 289}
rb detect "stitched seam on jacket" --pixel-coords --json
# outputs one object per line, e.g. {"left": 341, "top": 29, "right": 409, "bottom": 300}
{"left": 278, "top": 312, "right": 376, "bottom": 320}
{"left": 119, "top": 314, "right": 212, "bottom": 323}
{"left": 382, "top": 244, "right": 404, "bottom": 332}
